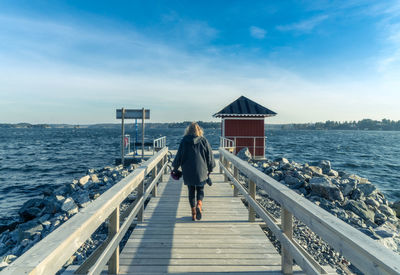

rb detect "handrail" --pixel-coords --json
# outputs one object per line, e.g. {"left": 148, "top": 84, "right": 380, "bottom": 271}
{"left": 220, "top": 136, "right": 235, "bottom": 149}
{"left": 1, "top": 147, "right": 169, "bottom": 275}
{"left": 153, "top": 136, "right": 166, "bottom": 154}
{"left": 219, "top": 147, "right": 400, "bottom": 275}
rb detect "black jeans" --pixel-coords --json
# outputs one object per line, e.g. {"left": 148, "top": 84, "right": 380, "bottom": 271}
{"left": 188, "top": 185, "right": 204, "bottom": 208}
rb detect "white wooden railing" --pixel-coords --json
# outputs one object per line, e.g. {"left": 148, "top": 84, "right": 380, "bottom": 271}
{"left": 1, "top": 147, "right": 169, "bottom": 275}
{"left": 219, "top": 147, "right": 400, "bottom": 275}
{"left": 219, "top": 136, "right": 235, "bottom": 152}
{"left": 153, "top": 136, "right": 166, "bottom": 154}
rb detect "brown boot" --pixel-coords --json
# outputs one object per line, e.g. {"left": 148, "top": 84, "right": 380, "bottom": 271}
{"left": 196, "top": 200, "right": 202, "bottom": 220}
{"left": 191, "top": 207, "right": 196, "bottom": 221}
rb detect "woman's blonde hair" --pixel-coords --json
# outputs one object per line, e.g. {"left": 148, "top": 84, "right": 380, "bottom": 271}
{"left": 184, "top": 122, "right": 204, "bottom": 137}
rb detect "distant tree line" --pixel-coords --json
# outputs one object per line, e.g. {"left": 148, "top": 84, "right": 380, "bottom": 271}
{"left": 287, "top": 119, "right": 400, "bottom": 131}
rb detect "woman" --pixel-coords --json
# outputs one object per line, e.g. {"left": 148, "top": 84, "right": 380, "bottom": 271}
{"left": 172, "top": 122, "right": 215, "bottom": 221}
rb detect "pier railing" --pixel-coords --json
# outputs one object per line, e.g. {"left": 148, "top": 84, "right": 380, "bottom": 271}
{"left": 1, "top": 147, "right": 169, "bottom": 275}
{"left": 219, "top": 147, "right": 400, "bottom": 275}
{"left": 219, "top": 136, "right": 235, "bottom": 153}
{"left": 153, "top": 136, "right": 166, "bottom": 154}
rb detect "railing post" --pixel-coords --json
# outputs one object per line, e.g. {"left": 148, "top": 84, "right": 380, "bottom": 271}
{"left": 137, "top": 180, "right": 144, "bottom": 222}
{"left": 164, "top": 154, "right": 168, "bottom": 175}
{"left": 281, "top": 207, "right": 293, "bottom": 275}
{"left": 249, "top": 180, "right": 256, "bottom": 222}
{"left": 233, "top": 166, "right": 239, "bottom": 197}
{"left": 152, "top": 165, "right": 158, "bottom": 197}
{"left": 219, "top": 154, "right": 223, "bottom": 173}
{"left": 223, "top": 158, "right": 228, "bottom": 182}
{"left": 108, "top": 207, "right": 120, "bottom": 274}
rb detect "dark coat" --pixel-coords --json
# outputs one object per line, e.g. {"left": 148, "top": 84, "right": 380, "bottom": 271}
{"left": 172, "top": 135, "right": 215, "bottom": 186}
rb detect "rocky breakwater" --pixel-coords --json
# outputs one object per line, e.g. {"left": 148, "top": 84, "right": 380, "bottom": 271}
{"left": 0, "top": 164, "right": 138, "bottom": 271}
{"left": 236, "top": 148, "right": 400, "bottom": 273}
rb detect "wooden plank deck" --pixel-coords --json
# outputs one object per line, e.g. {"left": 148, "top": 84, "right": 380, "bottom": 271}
{"left": 117, "top": 166, "right": 289, "bottom": 274}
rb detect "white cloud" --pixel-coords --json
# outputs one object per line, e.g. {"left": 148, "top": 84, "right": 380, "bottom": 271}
{"left": 276, "top": 15, "right": 329, "bottom": 32}
{"left": 249, "top": 26, "right": 267, "bottom": 39}
{"left": 0, "top": 13, "right": 399, "bottom": 124}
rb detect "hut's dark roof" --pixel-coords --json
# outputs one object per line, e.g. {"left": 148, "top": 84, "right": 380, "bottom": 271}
{"left": 213, "top": 96, "right": 277, "bottom": 117}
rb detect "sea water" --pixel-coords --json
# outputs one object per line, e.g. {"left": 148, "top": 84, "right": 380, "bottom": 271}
{"left": 0, "top": 127, "right": 399, "bottom": 219}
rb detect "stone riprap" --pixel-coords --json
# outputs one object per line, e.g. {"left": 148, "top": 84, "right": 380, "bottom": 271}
{"left": 245, "top": 155, "right": 400, "bottom": 274}
{"left": 0, "top": 163, "right": 140, "bottom": 271}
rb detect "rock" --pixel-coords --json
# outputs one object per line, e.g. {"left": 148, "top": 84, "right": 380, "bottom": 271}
{"left": 42, "top": 196, "right": 62, "bottom": 214}
{"left": 284, "top": 175, "right": 301, "bottom": 186}
{"left": 390, "top": 200, "right": 400, "bottom": 218}
{"left": 41, "top": 221, "right": 51, "bottom": 230}
{"left": 61, "top": 198, "right": 78, "bottom": 216}
{"left": 309, "top": 177, "right": 344, "bottom": 201}
{"left": 79, "top": 175, "right": 90, "bottom": 187}
{"left": 87, "top": 168, "right": 95, "bottom": 174}
{"left": 270, "top": 171, "right": 283, "bottom": 181}
{"left": 2, "top": 254, "right": 17, "bottom": 264}
{"left": 344, "top": 200, "right": 375, "bottom": 223}
{"left": 73, "top": 191, "right": 90, "bottom": 208}
{"left": 18, "top": 199, "right": 44, "bottom": 221}
{"left": 20, "top": 239, "right": 30, "bottom": 247}
{"left": 327, "top": 169, "right": 339, "bottom": 177}
{"left": 237, "top": 147, "right": 252, "bottom": 162}
{"left": 0, "top": 218, "right": 19, "bottom": 234}
{"left": 319, "top": 160, "right": 331, "bottom": 174}
{"left": 90, "top": 174, "right": 100, "bottom": 184}
{"left": 365, "top": 198, "right": 380, "bottom": 208}
{"left": 53, "top": 186, "right": 68, "bottom": 196}
{"left": 308, "top": 166, "right": 323, "bottom": 175}
{"left": 358, "top": 183, "right": 378, "bottom": 197}
{"left": 42, "top": 187, "right": 53, "bottom": 196}
{"left": 374, "top": 212, "right": 387, "bottom": 225}
{"left": 351, "top": 188, "right": 365, "bottom": 200}
{"left": 274, "top": 157, "right": 289, "bottom": 164}
{"left": 340, "top": 179, "right": 357, "bottom": 197}
{"left": 17, "top": 221, "right": 43, "bottom": 241}
{"left": 374, "top": 226, "right": 396, "bottom": 238}
{"left": 378, "top": 204, "right": 396, "bottom": 218}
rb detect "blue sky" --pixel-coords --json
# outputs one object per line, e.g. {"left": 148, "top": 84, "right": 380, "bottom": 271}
{"left": 1, "top": 0, "right": 400, "bottom": 123}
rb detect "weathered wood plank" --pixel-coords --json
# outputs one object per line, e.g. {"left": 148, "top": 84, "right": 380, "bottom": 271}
{"left": 115, "top": 172, "right": 284, "bottom": 275}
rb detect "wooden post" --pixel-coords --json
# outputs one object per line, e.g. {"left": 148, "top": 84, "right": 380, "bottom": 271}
{"left": 108, "top": 207, "right": 120, "bottom": 274}
{"left": 152, "top": 165, "right": 158, "bottom": 197}
{"left": 223, "top": 158, "right": 228, "bottom": 182}
{"left": 164, "top": 155, "right": 168, "bottom": 175}
{"left": 137, "top": 180, "right": 144, "bottom": 222}
{"left": 141, "top": 108, "right": 145, "bottom": 160}
{"left": 281, "top": 207, "right": 293, "bottom": 275}
{"left": 219, "top": 154, "right": 223, "bottom": 173}
{"left": 233, "top": 166, "right": 239, "bottom": 197}
{"left": 121, "top": 108, "right": 125, "bottom": 167}
{"left": 249, "top": 180, "right": 256, "bottom": 222}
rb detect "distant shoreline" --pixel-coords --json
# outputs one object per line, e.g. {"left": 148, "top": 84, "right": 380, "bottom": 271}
{"left": 1, "top": 118, "right": 400, "bottom": 131}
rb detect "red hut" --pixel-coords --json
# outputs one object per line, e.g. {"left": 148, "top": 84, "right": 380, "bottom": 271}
{"left": 213, "top": 96, "right": 277, "bottom": 159}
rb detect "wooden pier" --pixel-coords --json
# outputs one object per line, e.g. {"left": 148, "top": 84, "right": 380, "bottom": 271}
{"left": 117, "top": 167, "right": 287, "bottom": 274}
{"left": 2, "top": 147, "right": 400, "bottom": 275}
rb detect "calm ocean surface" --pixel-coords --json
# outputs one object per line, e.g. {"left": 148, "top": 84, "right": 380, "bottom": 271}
{"left": 1, "top": 128, "right": 399, "bottom": 220}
